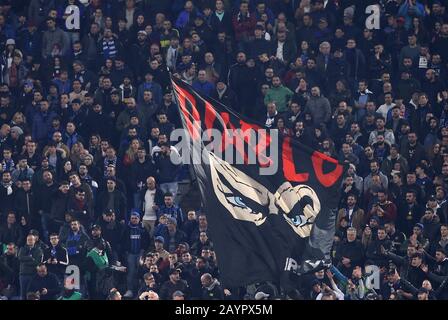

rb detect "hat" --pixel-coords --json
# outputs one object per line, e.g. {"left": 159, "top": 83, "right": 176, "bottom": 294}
{"left": 370, "top": 216, "right": 380, "bottom": 223}
{"left": 414, "top": 223, "right": 424, "bottom": 230}
{"left": 71, "top": 98, "right": 81, "bottom": 105}
{"left": 91, "top": 224, "right": 101, "bottom": 231}
{"left": 172, "top": 290, "right": 184, "bottom": 298}
{"left": 428, "top": 195, "right": 436, "bottom": 201}
{"left": 104, "top": 209, "right": 114, "bottom": 215}
{"left": 106, "top": 176, "right": 116, "bottom": 182}
{"left": 130, "top": 210, "right": 140, "bottom": 218}
{"left": 168, "top": 268, "right": 180, "bottom": 276}
{"left": 137, "top": 30, "right": 147, "bottom": 36}
{"left": 254, "top": 292, "right": 270, "bottom": 300}
{"left": 6, "top": 39, "right": 15, "bottom": 46}
{"left": 10, "top": 126, "right": 24, "bottom": 136}
{"left": 154, "top": 236, "right": 165, "bottom": 244}
{"left": 319, "top": 17, "right": 328, "bottom": 23}
{"left": 110, "top": 89, "right": 120, "bottom": 96}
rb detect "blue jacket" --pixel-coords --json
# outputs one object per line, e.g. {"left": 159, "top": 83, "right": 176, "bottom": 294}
{"left": 192, "top": 80, "right": 215, "bottom": 97}
{"left": 64, "top": 132, "right": 82, "bottom": 150}
{"left": 175, "top": 11, "right": 192, "bottom": 29}
{"left": 398, "top": 1, "right": 425, "bottom": 30}
{"left": 52, "top": 78, "right": 72, "bottom": 94}
{"left": 32, "top": 110, "right": 57, "bottom": 143}
{"left": 138, "top": 81, "right": 163, "bottom": 106}
{"left": 122, "top": 222, "right": 150, "bottom": 255}
{"left": 157, "top": 205, "right": 184, "bottom": 226}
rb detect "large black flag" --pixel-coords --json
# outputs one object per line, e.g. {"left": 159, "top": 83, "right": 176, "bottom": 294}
{"left": 171, "top": 77, "right": 345, "bottom": 291}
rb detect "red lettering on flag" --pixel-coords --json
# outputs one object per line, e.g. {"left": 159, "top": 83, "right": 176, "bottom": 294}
{"left": 311, "top": 151, "right": 344, "bottom": 187}
{"left": 282, "top": 137, "right": 309, "bottom": 182}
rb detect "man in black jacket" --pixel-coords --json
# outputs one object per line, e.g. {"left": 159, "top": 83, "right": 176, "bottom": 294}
{"left": 27, "top": 263, "right": 61, "bottom": 300}
{"left": 159, "top": 268, "right": 190, "bottom": 300}
{"left": 210, "top": 80, "right": 238, "bottom": 111}
{"left": 97, "top": 210, "right": 124, "bottom": 263}
{"left": 18, "top": 234, "right": 43, "bottom": 299}
{"left": 49, "top": 181, "right": 70, "bottom": 233}
{"left": 131, "top": 148, "right": 157, "bottom": 209}
{"left": 154, "top": 143, "right": 181, "bottom": 199}
{"left": 43, "top": 233, "right": 68, "bottom": 280}
{"left": 0, "top": 171, "right": 16, "bottom": 222}
{"left": 366, "top": 227, "right": 392, "bottom": 267}
{"left": 96, "top": 177, "right": 127, "bottom": 223}
{"left": 405, "top": 253, "right": 428, "bottom": 289}
{"left": 13, "top": 178, "right": 36, "bottom": 219}
{"left": 35, "top": 170, "right": 58, "bottom": 241}
{"left": 335, "top": 227, "right": 365, "bottom": 277}
{"left": 201, "top": 272, "right": 224, "bottom": 300}
{"left": 0, "top": 212, "right": 24, "bottom": 247}
{"left": 0, "top": 243, "right": 20, "bottom": 299}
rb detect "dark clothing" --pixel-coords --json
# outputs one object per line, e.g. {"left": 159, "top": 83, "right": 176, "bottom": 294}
{"left": 366, "top": 238, "right": 392, "bottom": 267}
{"left": 202, "top": 279, "right": 225, "bottom": 300}
{"left": 96, "top": 190, "right": 127, "bottom": 222}
{"left": 121, "top": 223, "right": 150, "bottom": 255}
{"left": 159, "top": 279, "right": 190, "bottom": 300}
{"left": 18, "top": 245, "right": 43, "bottom": 275}
{"left": 27, "top": 272, "right": 61, "bottom": 300}
{"left": 43, "top": 244, "right": 69, "bottom": 277}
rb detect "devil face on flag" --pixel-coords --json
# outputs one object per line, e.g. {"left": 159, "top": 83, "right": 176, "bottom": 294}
{"left": 171, "top": 77, "right": 346, "bottom": 293}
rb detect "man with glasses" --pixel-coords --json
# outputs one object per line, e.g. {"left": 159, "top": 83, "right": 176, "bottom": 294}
{"left": 138, "top": 272, "right": 158, "bottom": 299}
{"left": 43, "top": 233, "right": 69, "bottom": 281}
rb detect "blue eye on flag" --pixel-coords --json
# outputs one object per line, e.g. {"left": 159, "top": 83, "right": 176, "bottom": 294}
{"left": 226, "top": 196, "right": 248, "bottom": 209}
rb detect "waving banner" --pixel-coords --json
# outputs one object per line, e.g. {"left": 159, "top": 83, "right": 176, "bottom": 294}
{"left": 171, "top": 77, "right": 345, "bottom": 292}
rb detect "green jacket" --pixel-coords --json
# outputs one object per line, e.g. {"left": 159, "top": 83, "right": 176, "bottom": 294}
{"left": 58, "top": 291, "right": 82, "bottom": 300}
{"left": 86, "top": 248, "right": 109, "bottom": 270}
{"left": 264, "top": 85, "right": 293, "bottom": 113}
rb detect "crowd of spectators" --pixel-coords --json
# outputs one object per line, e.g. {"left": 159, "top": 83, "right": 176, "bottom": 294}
{"left": 1, "top": 0, "right": 448, "bottom": 300}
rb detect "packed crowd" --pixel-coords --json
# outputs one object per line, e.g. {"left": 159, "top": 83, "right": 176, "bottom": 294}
{"left": 1, "top": 0, "right": 448, "bottom": 300}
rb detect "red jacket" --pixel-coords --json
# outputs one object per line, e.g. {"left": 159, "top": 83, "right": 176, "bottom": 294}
{"left": 232, "top": 12, "right": 256, "bottom": 42}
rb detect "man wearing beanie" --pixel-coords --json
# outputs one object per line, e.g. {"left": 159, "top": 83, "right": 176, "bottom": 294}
{"left": 121, "top": 210, "right": 149, "bottom": 299}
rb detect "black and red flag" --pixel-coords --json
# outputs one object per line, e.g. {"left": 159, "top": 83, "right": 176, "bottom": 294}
{"left": 171, "top": 77, "right": 346, "bottom": 293}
